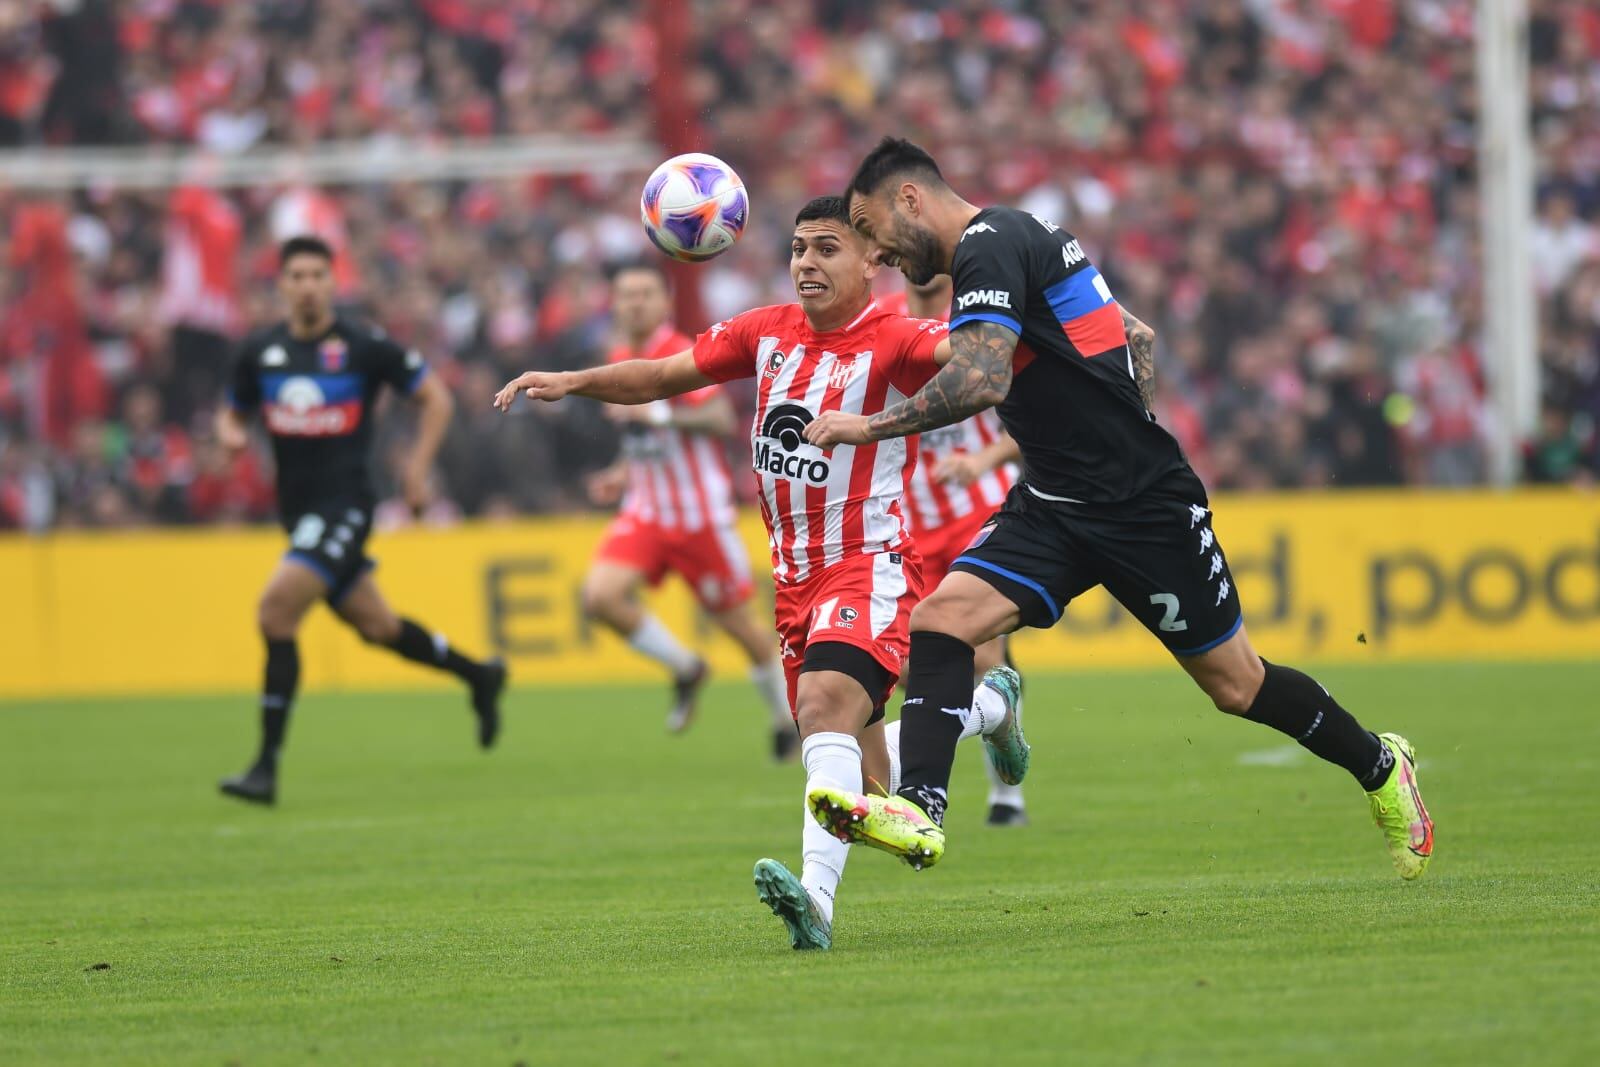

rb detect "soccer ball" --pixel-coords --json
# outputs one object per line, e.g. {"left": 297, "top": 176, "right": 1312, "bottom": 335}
{"left": 640, "top": 153, "right": 748, "bottom": 262}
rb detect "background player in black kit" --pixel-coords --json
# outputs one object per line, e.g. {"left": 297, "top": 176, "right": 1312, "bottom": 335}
{"left": 805, "top": 139, "right": 1434, "bottom": 881}
{"left": 216, "top": 236, "right": 506, "bottom": 805}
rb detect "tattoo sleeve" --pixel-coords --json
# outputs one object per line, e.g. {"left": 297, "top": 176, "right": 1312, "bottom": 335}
{"left": 866, "top": 321, "right": 1018, "bottom": 440}
{"left": 1122, "top": 307, "right": 1156, "bottom": 409}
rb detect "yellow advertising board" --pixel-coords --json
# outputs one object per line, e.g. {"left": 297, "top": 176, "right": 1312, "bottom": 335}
{"left": 2, "top": 489, "right": 1597, "bottom": 700}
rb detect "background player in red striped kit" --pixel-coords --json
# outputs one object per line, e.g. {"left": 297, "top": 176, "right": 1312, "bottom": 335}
{"left": 580, "top": 264, "right": 794, "bottom": 755}
{"left": 883, "top": 277, "right": 1029, "bottom": 826}
{"left": 494, "top": 197, "right": 1025, "bottom": 950}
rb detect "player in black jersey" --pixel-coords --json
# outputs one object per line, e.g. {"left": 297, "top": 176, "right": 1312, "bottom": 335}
{"left": 215, "top": 236, "right": 506, "bottom": 806}
{"left": 804, "top": 139, "right": 1433, "bottom": 881}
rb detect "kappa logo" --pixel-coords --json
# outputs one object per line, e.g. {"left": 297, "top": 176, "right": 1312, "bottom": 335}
{"left": 956, "top": 288, "right": 1013, "bottom": 311}
{"left": 754, "top": 403, "right": 830, "bottom": 484}
{"left": 1197, "top": 527, "right": 1215, "bottom": 554}
{"left": 1189, "top": 504, "right": 1211, "bottom": 528}
{"left": 262, "top": 345, "right": 288, "bottom": 367}
{"left": 1215, "top": 577, "right": 1232, "bottom": 606}
{"left": 1208, "top": 552, "right": 1225, "bottom": 580}
{"left": 962, "top": 221, "right": 996, "bottom": 239}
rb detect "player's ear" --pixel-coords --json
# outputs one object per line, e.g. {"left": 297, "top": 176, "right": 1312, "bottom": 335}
{"left": 898, "top": 182, "right": 921, "bottom": 217}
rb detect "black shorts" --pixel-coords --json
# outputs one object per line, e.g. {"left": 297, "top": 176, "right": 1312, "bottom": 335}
{"left": 802, "top": 641, "right": 891, "bottom": 727}
{"left": 950, "top": 467, "right": 1243, "bottom": 656}
{"left": 282, "top": 502, "right": 376, "bottom": 605}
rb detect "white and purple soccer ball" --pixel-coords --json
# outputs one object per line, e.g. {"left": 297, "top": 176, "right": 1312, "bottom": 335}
{"left": 640, "top": 152, "right": 748, "bottom": 263}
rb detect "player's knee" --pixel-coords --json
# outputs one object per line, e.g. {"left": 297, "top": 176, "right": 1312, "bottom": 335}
{"left": 256, "top": 593, "right": 300, "bottom": 639}
{"left": 1205, "top": 673, "right": 1260, "bottom": 716}
{"left": 580, "top": 580, "right": 623, "bottom": 623}
{"left": 352, "top": 614, "right": 399, "bottom": 646}
{"left": 908, "top": 593, "right": 970, "bottom": 642}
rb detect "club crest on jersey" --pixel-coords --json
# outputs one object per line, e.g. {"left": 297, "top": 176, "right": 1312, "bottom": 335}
{"left": 319, "top": 337, "right": 348, "bottom": 372}
{"left": 825, "top": 352, "right": 867, "bottom": 390}
{"left": 261, "top": 344, "right": 288, "bottom": 367}
{"left": 754, "top": 402, "right": 829, "bottom": 484}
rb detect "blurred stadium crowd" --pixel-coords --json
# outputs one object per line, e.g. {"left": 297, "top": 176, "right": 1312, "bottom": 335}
{"left": 3, "top": 0, "right": 1599, "bottom": 531}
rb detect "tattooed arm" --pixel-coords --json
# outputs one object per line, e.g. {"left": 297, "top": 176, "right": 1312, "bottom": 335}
{"left": 804, "top": 321, "right": 1017, "bottom": 447}
{"left": 1123, "top": 306, "right": 1156, "bottom": 410}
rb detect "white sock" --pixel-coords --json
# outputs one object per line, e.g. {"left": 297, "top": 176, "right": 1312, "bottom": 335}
{"left": 884, "top": 719, "right": 902, "bottom": 797}
{"left": 749, "top": 658, "right": 792, "bottom": 728}
{"left": 961, "top": 682, "right": 1008, "bottom": 741}
{"left": 984, "top": 747, "right": 1026, "bottom": 807}
{"left": 800, "top": 731, "right": 861, "bottom": 925}
{"left": 626, "top": 614, "right": 699, "bottom": 677}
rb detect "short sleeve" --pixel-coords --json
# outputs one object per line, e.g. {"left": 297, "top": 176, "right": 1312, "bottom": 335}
{"left": 691, "top": 310, "right": 764, "bottom": 384}
{"left": 370, "top": 335, "right": 427, "bottom": 395}
{"left": 948, "top": 216, "right": 1027, "bottom": 335}
{"left": 228, "top": 341, "right": 261, "bottom": 412}
{"left": 878, "top": 316, "right": 950, "bottom": 395}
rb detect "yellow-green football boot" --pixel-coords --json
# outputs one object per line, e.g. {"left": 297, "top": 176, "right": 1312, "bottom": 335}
{"left": 1366, "top": 733, "right": 1434, "bottom": 880}
{"left": 807, "top": 787, "right": 945, "bottom": 870}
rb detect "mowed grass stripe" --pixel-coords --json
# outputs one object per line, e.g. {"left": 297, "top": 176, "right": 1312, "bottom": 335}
{"left": 2, "top": 662, "right": 1596, "bottom": 1066}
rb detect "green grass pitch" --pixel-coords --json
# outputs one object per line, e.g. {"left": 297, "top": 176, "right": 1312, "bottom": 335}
{"left": 3, "top": 662, "right": 1598, "bottom": 1066}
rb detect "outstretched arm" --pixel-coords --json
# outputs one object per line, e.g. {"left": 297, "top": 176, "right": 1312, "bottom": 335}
{"left": 1123, "top": 307, "right": 1156, "bottom": 410}
{"left": 805, "top": 322, "right": 1017, "bottom": 447}
{"left": 494, "top": 350, "right": 711, "bottom": 411}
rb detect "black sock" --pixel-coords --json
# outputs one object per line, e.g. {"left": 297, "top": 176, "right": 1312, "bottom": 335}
{"left": 257, "top": 638, "right": 299, "bottom": 771}
{"left": 389, "top": 618, "right": 484, "bottom": 684}
{"left": 895, "top": 631, "right": 976, "bottom": 825}
{"left": 1245, "top": 660, "right": 1393, "bottom": 790}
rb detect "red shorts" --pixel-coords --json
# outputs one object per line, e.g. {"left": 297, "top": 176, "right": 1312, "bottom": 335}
{"left": 913, "top": 508, "right": 996, "bottom": 583}
{"left": 773, "top": 549, "right": 923, "bottom": 716}
{"left": 593, "top": 514, "right": 754, "bottom": 613}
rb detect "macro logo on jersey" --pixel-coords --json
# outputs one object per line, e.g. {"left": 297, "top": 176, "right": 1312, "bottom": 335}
{"left": 754, "top": 402, "right": 830, "bottom": 484}
{"left": 261, "top": 373, "right": 363, "bottom": 437}
{"left": 1042, "top": 240, "right": 1124, "bottom": 357}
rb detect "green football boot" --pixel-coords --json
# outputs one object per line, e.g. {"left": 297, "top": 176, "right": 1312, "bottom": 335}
{"left": 753, "top": 858, "right": 831, "bottom": 950}
{"left": 979, "top": 665, "right": 1029, "bottom": 786}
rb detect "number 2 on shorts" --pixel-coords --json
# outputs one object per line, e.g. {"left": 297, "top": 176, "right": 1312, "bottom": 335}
{"left": 1149, "top": 592, "right": 1188, "bottom": 633}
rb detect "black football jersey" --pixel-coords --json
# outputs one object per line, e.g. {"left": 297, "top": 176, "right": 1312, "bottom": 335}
{"left": 228, "top": 317, "right": 426, "bottom": 516}
{"left": 947, "top": 205, "right": 1188, "bottom": 502}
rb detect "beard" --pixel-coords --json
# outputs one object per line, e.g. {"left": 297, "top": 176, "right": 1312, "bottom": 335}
{"left": 894, "top": 220, "right": 945, "bottom": 286}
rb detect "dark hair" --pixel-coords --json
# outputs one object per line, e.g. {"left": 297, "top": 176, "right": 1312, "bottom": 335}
{"left": 847, "top": 137, "right": 945, "bottom": 199}
{"left": 611, "top": 260, "right": 670, "bottom": 287}
{"left": 278, "top": 235, "right": 334, "bottom": 268}
{"left": 794, "top": 195, "right": 851, "bottom": 227}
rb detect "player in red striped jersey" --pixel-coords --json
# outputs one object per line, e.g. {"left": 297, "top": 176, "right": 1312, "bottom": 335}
{"left": 883, "top": 278, "right": 1030, "bottom": 826}
{"left": 581, "top": 265, "right": 795, "bottom": 755}
{"left": 495, "top": 197, "right": 1024, "bottom": 949}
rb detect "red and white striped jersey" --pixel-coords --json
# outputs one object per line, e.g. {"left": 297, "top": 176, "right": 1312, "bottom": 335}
{"left": 609, "top": 323, "right": 736, "bottom": 533}
{"left": 880, "top": 290, "right": 1018, "bottom": 533}
{"left": 693, "top": 300, "right": 948, "bottom": 584}
{"left": 905, "top": 410, "right": 1018, "bottom": 533}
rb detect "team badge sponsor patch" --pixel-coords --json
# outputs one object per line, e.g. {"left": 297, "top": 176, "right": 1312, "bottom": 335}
{"left": 319, "top": 337, "right": 348, "bottom": 372}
